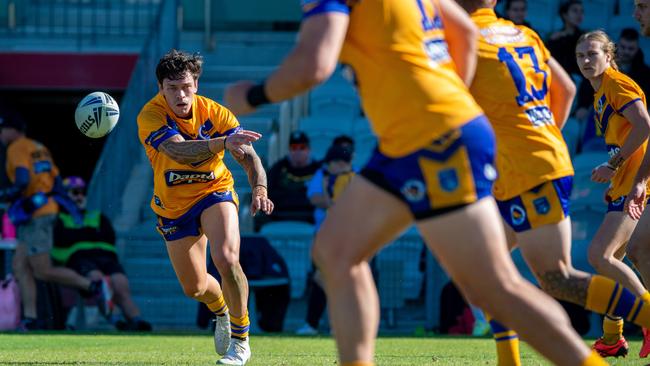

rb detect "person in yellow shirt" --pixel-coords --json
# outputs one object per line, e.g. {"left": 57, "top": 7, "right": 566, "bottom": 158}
{"left": 224, "top": 1, "right": 605, "bottom": 365}
{"left": 137, "top": 50, "right": 273, "bottom": 365}
{"left": 574, "top": 30, "right": 650, "bottom": 358}
{"left": 458, "top": 1, "right": 650, "bottom": 364}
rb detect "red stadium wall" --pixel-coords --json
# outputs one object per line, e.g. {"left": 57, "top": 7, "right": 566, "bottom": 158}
{"left": 0, "top": 53, "right": 138, "bottom": 90}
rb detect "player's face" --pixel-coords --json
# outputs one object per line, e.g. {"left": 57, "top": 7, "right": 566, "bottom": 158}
{"left": 617, "top": 38, "right": 639, "bottom": 64}
{"left": 635, "top": 0, "right": 650, "bottom": 36}
{"left": 575, "top": 40, "right": 611, "bottom": 80}
{"left": 159, "top": 72, "right": 198, "bottom": 118}
{"left": 506, "top": 1, "right": 527, "bottom": 25}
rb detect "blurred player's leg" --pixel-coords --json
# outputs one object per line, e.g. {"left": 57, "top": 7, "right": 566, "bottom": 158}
{"left": 417, "top": 198, "right": 600, "bottom": 366}
{"left": 587, "top": 211, "right": 649, "bottom": 353}
{"left": 165, "top": 234, "right": 230, "bottom": 355}
{"left": 312, "top": 176, "right": 413, "bottom": 364}
{"left": 627, "top": 211, "right": 650, "bottom": 357}
{"left": 201, "top": 202, "right": 251, "bottom": 365}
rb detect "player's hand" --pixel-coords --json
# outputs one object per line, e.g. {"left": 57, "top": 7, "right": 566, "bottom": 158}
{"left": 591, "top": 164, "right": 615, "bottom": 183}
{"left": 225, "top": 130, "right": 261, "bottom": 158}
{"left": 224, "top": 81, "right": 256, "bottom": 116}
{"left": 250, "top": 186, "right": 274, "bottom": 216}
{"left": 625, "top": 182, "right": 647, "bottom": 220}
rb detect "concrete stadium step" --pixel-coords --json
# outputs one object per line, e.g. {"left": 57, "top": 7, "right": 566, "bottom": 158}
{"left": 201, "top": 65, "right": 275, "bottom": 82}
{"left": 180, "top": 31, "right": 295, "bottom": 66}
{"left": 123, "top": 258, "right": 177, "bottom": 282}
{"left": 133, "top": 295, "right": 197, "bottom": 327}
{"left": 129, "top": 278, "right": 185, "bottom": 296}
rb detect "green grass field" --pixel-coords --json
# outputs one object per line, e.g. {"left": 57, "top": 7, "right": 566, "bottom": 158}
{"left": 0, "top": 332, "right": 645, "bottom": 365}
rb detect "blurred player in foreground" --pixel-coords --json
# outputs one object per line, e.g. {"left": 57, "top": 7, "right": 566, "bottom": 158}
{"left": 137, "top": 50, "right": 273, "bottom": 365}
{"left": 574, "top": 30, "right": 650, "bottom": 357}
{"left": 459, "top": 0, "right": 650, "bottom": 363}
{"left": 225, "top": 1, "right": 606, "bottom": 365}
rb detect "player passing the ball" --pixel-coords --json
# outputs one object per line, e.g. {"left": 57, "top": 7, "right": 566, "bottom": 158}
{"left": 225, "top": 1, "right": 606, "bottom": 365}
{"left": 137, "top": 49, "right": 273, "bottom": 366}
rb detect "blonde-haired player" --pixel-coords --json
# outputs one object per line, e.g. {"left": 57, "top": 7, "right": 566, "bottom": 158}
{"left": 574, "top": 30, "right": 650, "bottom": 357}
{"left": 225, "top": 1, "right": 607, "bottom": 365}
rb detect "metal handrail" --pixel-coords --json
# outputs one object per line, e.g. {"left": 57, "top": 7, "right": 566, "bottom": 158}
{"left": 86, "top": 0, "right": 179, "bottom": 222}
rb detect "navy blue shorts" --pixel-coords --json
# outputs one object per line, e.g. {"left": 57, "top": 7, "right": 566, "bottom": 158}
{"left": 156, "top": 191, "right": 237, "bottom": 241}
{"left": 360, "top": 115, "right": 496, "bottom": 220}
{"left": 497, "top": 176, "right": 572, "bottom": 233}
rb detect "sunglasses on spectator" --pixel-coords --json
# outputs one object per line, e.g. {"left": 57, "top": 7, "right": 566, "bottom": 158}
{"left": 289, "top": 143, "right": 308, "bottom": 151}
{"left": 69, "top": 189, "right": 86, "bottom": 196}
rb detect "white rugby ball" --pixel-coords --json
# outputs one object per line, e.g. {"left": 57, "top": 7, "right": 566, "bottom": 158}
{"left": 75, "top": 91, "right": 120, "bottom": 138}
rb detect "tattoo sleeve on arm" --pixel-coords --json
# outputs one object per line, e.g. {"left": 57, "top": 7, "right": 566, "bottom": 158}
{"left": 234, "top": 144, "right": 267, "bottom": 190}
{"left": 159, "top": 135, "right": 216, "bottom": 165}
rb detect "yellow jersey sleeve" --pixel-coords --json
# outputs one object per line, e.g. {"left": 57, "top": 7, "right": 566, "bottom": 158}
{"left": 138, "top": 107, "right": 180, "bottom": 151}
{"left": 604, "top": 73, "right": 645, "bottom": 114}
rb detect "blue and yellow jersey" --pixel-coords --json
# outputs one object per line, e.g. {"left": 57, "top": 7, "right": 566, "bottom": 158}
{"left": 326, "top": 170, "right": 355, "bottom": 201}
{"left": 6, "top": 136, "right": 59, "bottom": 217}
{"left": 302, "top": 0, "right": 483, "bottom": 157}
{"left": 593, "top": 67, "right": 649, "bottom": 200}
{"left": 469, "top": 9, "right": 573, "bottom": 201}
{"left": 137, "top": 93, "right": 241, "bottom": 219}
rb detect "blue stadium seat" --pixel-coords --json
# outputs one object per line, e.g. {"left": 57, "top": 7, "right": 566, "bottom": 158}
{"left": 562, "top": 118, "right": 582, "bottom": 157}
{"left": 582, "top": 0, "right": 616, "bottom": 31}
{"left": 260, "top": 221, "right": 314, "bottom": 299}
{"left": 527, "top": 0, "right": 560, "bottom": 36}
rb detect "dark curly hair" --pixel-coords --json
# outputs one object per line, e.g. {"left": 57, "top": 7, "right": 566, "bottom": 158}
{"left": 155, "top": 49, "right": 203, "bottom": 84}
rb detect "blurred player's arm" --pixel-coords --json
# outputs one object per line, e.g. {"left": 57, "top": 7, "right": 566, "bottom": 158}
{"left": 224, "top": 12, "right": 349, "bottom": 115}
{"left": 439, "top": 0, "right": 479, "bottom": 86}
{"left": 232, "top": 144, "right": 273, "bottom": 216}
{"left": 548, "top": 57, "right": 576, "bottom": 130}
{"left": 628, "top": 103, "right": 650, "bottom": 184}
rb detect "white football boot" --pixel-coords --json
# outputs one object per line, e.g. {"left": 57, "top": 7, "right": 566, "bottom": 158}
{"left": 213, "top": 311, "right": 231, "bottom": 356}
{"left": 216, "top": 338, "right": 251, "bottom": 365}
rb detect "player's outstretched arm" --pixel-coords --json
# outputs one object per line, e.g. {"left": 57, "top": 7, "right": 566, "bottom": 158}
{"left": 224, "top": 12, "right": 349, "bottom": 116}
{"left": 159, "top": 131, "right": 261, "bottom": 165}
{"left": 232, "top": 144, "right": 273, "bottom": 216}
{"left": 439, "top": 0, "right": 478, "bottom": 86}
{"left": 548, "top": 57, "right": 576, "bottom": 129}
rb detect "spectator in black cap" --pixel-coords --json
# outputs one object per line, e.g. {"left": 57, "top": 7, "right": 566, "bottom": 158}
{"left": 260, "top": 131, "right": 320, "bottom": 230}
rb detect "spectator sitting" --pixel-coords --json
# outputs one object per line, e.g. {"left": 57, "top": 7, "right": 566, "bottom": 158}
{"left": 259, "top": 131, "right": 320, "bottom": 230}
{"left": 616, "top": 28, "right": 650, "bottom": 95}
{"left": 296, "top": 143, "right": 355, "bottom": 336}
{"left": 547, "top": 0, "right": 585, "bottom": 77}
{"left": 51, "top": 176, "right": 152, "bottom": 331}
{"left": 503, "top": 0, "right": 535, "bottom": 32}
{"left": 0, "top": 111, "right": 110, "bottom": 330}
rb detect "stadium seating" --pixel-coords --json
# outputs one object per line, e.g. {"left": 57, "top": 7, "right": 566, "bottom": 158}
{"left": 260, "top": 221, "right": 314, "bottom": 299}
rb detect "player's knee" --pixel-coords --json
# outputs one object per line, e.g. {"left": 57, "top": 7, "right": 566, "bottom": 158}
{"left": 627, "top": 241, "right": 645, "bottom": 267}
{"left": 587, "top": 249, "right": 610, "bottom": 272}
{"left": 311, "top": 233, "right": 349, "bottom": 275}
{"left": 181, "top": 282, "right": 208, "bottom": 299}
{"left": 211, "top": 240, "right": 240, "bottom": 270}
